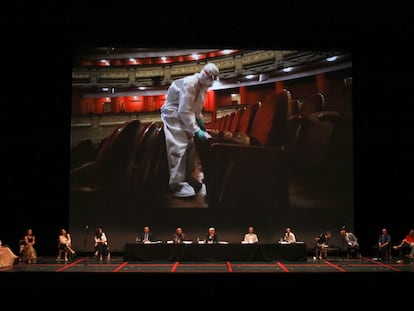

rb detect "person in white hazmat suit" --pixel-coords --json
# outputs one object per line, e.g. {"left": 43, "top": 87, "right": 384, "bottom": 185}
{"left": 160, "top": 62, "right": 219, "bottom": 198}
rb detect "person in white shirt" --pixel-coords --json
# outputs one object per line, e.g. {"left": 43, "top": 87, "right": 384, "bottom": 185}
{"left": 243, "top": 226, "right": 259, "bottom": 244}
{"left": 94, "top": 227, "right": 109, "bottom": 261}
{"left": 282, "top": 227, "right": 297, "bottom": 243}
{"left": 57, "top": 228, "right": 76, "bottom": 261}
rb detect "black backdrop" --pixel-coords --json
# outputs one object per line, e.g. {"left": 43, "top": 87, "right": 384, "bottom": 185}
{"left": 2, "top": 3, "right": 413, "bottom": 293}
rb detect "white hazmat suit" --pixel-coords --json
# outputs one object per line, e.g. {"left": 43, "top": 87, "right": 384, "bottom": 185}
{"left": 160, "top": 63, "right": 219, "bottom": 197}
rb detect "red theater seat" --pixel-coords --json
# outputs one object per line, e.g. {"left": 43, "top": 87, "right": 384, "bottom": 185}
{"left": 198, "top": 89, "right": 292, "bottom": 211}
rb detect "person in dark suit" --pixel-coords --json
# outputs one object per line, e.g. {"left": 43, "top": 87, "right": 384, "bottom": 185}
{"left": 172, "top": 227, "right": 187, "bottom": 244}
{"left": 205, "top": 227, "right": 219, "bottom": 244}
{"left": 340, "top": 227, "right": 360, "bottom": 258}
{"left": 137, "top": 226, "right": 154, "bottom": 243}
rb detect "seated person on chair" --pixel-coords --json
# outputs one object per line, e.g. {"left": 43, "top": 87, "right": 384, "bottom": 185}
{"left": 393, "top": 228, "right": 414, "bottom": 259}
{"left": 340, "top": 227, "right": 360, "bottom": 258}
{"left": 315, "top": 231, "right": 332, "bottom": 260}
{"left": 57, "top": 228, "right": 77, "bottom": 261}
{"left": 22, "top": 228, "right": 37, "bottom": 264}
{"left": 375, "top": 227, "right": 392, "bottom": 261}
{"left": 94, "top": 227, "right": 109, "bottom": 261}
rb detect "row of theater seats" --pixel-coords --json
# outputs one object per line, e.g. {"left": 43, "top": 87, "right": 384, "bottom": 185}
{"left": 200, "top": 86, "right": 353, "bottom": 209}
{"left": 289, "top": 86, "right": 353, "bottom": 200}
{"left": 205, "top": 101, "right": 261, "bottom": 140}
{"left": 70, "top": 119, "right": 170, "bottom": 205}
{"left": 69, "top": 89, "right": 292, "bottom": 210}
{"left": 70, "top": 85, "right": 352, "bottom": 211}
{"left": 198, "top": 89, "right": 293, "bottom": 210}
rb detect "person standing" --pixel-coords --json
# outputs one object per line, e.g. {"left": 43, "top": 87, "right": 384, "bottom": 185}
{"left": 160, "top": 63, "right": 219, "bottom": 198}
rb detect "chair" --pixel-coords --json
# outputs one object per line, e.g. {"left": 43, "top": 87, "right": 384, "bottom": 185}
{"left": 378, "top": 244, "right": 392, "bottom": 261}
{"left": 18, "top": 239, "right": 25, "bottom": 262}
{"left": 198, "top": 89, "right": 292, "bottom": 210}
{"left": 346, "top": 245, "right": 361, "bottom": 259}
{"left": 221, "top": 112, "right": 234, "bottom": 132}
{"left": 236, "top": 102, "right": 261, "bottom": 134}
{"left": 315, "top": 243, "right": 328, "bottom": 260}
{"left": 228, "top": 108, "right": 244, "bottom": 135}
{"left": 131, "top": 122, "right": 169, "bottom": 197}
{"left": 94, "top": 243, "right": 110, "bottom": 261}
{"left": 57, "top": 243, "right": 70, "bottom": 261}
{"left": 19, "top": 239, "right": 37, "bottom": 263}
{"left": 70, "top": 138, "right": 96, "bottom": 170}
{"left": 70, "top": 119, "right": 145, "bottom": 196}
{"left": 290, "top": 92, "right": 352, "bottom": 202}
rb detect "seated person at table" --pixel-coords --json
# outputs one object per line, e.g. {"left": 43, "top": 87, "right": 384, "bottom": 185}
{"left": 94, "top": 227, "right": 109, "bottom": 261}
{"left": 136, "top": 226, "right": 154, "bottom": 243}
{"left": 315, "top": 231, "right": 332, "bottom": 260}
{"left": 282, "top": 227, "right": 296, "bottom": 243}
{"left": 22, "top": 228, "right": 37, "bottom": 264}
{"left": 243, "top": 226, "right": 259, "bottom": 244}
{"left": 173, "top": 227, "right": 187, "bottom": 244}
{"left": 204, "top": 227, "right": 219, "bottom": 244}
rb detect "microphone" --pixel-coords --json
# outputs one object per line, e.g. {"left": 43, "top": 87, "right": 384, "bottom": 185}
{"left": 85, "top": 225, "right": 89, "bottom": 230}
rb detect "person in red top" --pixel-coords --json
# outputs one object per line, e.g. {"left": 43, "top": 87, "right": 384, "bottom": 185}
{"left": 393, "top": 229, "right": 414, "bottom": 259}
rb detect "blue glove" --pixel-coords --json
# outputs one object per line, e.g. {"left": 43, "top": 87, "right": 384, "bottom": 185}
{"left": 196, "top": 117, "right": 206, "bottom": 131}
{"left": 196, "top": 129, "right": 208, "bottom": 140}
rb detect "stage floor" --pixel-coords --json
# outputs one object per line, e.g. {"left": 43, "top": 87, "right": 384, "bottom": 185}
{"left": 2, "top": 255, "right": 413, "bottom": 273}
{"left": 1, "top": 255, "right": 413, "bottom": 296}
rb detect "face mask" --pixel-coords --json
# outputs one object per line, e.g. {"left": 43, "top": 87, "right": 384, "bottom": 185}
{"left": 199, "top": 70, "right": 214, "bottom": 87}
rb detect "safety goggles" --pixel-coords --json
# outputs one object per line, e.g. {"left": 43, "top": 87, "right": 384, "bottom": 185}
{"left": 203, "top": 69, "right": 220, "bottom": 81}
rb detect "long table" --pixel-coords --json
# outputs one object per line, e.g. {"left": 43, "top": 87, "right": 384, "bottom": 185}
{"left": 124, "top": 242, "right": 307, "bottom": 262}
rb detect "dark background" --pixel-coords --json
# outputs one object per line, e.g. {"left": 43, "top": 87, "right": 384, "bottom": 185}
{"left": 1, "top": 3, "right": 413, "bottom": 293}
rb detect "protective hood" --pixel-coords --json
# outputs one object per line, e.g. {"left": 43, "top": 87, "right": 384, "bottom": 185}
{"left": 199, "top": 63, "right": 219, "bottom": 87}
